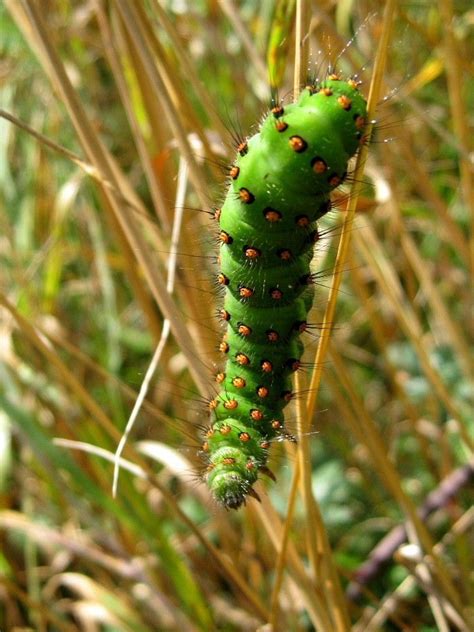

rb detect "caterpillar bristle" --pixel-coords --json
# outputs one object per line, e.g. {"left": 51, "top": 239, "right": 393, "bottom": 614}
{"left": 259, "top": 466, "right": 277, "bottom": 482}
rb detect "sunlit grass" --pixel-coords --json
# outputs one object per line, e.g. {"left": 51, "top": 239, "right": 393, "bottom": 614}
{"left": 0, "top": 1, "right": 473, "bottom": 630}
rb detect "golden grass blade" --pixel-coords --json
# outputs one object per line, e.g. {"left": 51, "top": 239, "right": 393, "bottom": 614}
{"left": 269, "top": 456, "right": 299, "bottom": 628}
{"left": 393, "top": 124, "right": 470, "bottom": 263}
{"left": 0, "top": 108, "right": 173, "bottom": 343}
{"left": 354, "top": 222, "right": 472, "bottom": 449}
{"left": 396, "top": 222, "right": 473, "bottom": 376}
{"left": 144, "top": 0, "right": 230, "bottom": 143}
{"left": 305, "top": 0, "right": 395, "bottom": 420}
{"left": 0, "top": 573, "right": 77, "bottom": 632}
{"left": 295, "top": 373, "right": 351, "bottom": 632}
{"left": 253, "top": 496, "right": 335, "bottom": 631}
{"left": 113, "top": 0, "right": 209, "bottom": 211}
{"left": 218, "top": 0, "right": 269, "bottom": 83}
{"left": 113, "top": 157, "right": 187, "bottom": 495}
{"left": 327, "top": 346, "right": 471, "bottom": 626}
{"left": 438, "top": 0, "right": 474, "bottom": 282}
{"left": 293, "top": 0, "right": 310, "bottom": 100}
{"left": 93, "top": 0, "right": 171, "bottom": 230}
{"left": 0, "top": 291, "right": 270, "bottom": 620}
{"left": 111, "top": 0, "right": 218, "bottom": 356}
{"left": 11, "top": 0, "right": 209, "bottom": 394}
{"left": 355, "top": 508, "right": 474, "bottom": 631}
{"left": 0, "top": 290, "right": 121, "bottom": 442}
{"left": 284, "top": 4, "right": 396, "bottom": 631}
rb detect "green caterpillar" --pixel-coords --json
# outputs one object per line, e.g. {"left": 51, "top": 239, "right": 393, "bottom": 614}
{"left": 202, "top": 74, "right": 368, "bottom": 509}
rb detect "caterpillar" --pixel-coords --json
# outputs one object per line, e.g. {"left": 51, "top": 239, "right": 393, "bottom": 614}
{"left": 202, "top": 74, "right": 368, "bottom": 509}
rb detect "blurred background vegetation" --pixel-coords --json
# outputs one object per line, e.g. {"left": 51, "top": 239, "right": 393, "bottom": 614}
{"left": 0, "top": 1, "right": 473, "bottom": 630}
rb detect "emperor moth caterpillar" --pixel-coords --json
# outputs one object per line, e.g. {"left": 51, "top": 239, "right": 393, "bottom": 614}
{"left": 203, "top": 74, "right": 368, "bottom": 509}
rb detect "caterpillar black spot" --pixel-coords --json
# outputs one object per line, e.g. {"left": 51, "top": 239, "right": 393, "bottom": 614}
{"left": 203, "top": 75, "right": 368, "bottom": 509}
